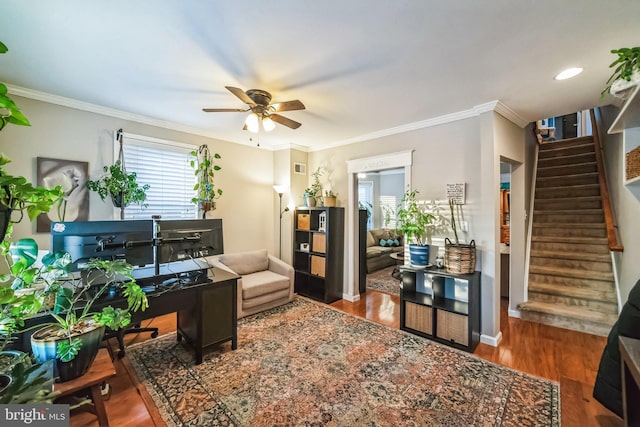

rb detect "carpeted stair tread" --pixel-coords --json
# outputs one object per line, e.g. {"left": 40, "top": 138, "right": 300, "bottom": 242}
{"left": 529, "top": 249, "right": 610, "bottom": 262}
{"left": 534, "top": 208, "right": 602, "bottom": 215}
{"left": 518, "top": 300, "right": 617, "bottom": 325}
{"left": 531, "top": 235, "right": 608, "bottom": 244}
{"left": 540, "top": 135, "right": 593, "bottom": 146}
{"left": 537, "top": 162, "right": 597, "bottom": 177}
{"left": 538, "top": 152, "right": 595, "bottom": 168}
{"left": 532, "top": 222, "right": 605, "bottom": 229}
{"left": 529, "top": 264, "right": 614, "bottom": 281}
{"left": 528, "top": 282, "right": 616, "bottom": 302}
{"left": 535, "top": 184, "right": 600, "bottom": 198}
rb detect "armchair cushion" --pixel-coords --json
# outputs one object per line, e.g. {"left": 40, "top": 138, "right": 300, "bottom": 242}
{"left": 242, "top": 270, "right": 290, "bottom": 300}
{"left": 219, "top": 249, "right": 269, "bottom": 275}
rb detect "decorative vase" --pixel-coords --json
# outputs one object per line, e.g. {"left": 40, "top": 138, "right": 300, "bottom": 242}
{"left": 409, "top": 244, "right": 430, "bottom": 268}
{"left": 304, "top": 195, "right": 316, "bottom": 207}
{"left": 31, "top": 322, "right": 105, "bottom": 382}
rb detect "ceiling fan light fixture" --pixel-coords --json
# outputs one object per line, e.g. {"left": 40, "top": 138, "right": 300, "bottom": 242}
{"left": 262, "top": 115, "right": 276, "bottom": 132}
{"left": 245, "top": 112, "right": 260, "bottom": 133}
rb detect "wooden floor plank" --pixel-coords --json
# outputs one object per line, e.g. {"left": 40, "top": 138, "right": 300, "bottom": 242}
{"left": 67, "top": 293, "right": 622, "bottom": 427}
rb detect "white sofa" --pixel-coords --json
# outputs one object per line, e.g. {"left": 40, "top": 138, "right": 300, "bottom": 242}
{"left": 207, "top": 249, "right": 294, "bottom": 318}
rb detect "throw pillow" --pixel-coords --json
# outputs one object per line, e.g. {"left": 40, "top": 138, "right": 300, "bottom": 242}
{"left": 379, "top": 239, "right": 388, "bottom": 247}
{"left": 393, "top": 239, "right": 400, "bottom": 246}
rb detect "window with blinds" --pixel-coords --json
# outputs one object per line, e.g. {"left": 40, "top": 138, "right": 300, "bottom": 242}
{"left": 120, "top": 134, "right": 197, "bottom": 220}
{"left": 380, "top": 195, "right": 397, "bottom": 228}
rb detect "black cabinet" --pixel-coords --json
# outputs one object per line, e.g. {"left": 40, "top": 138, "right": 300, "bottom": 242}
{"left": 177, "top": 267, "right": 238, "bottom": 364}
{"left": 400, "top": 266, "right": 480, "bottom": 352}
{"left": 293, "top": 207, "right": 344, "bottom": 303}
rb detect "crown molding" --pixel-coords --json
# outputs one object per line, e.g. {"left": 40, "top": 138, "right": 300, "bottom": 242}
{"left": 311, "top": 100, "right": 529, "bottom": 152}
{"left": 5, "top": 84, "right": 285, "bottom": 149}
{"left": 9, "top": 85, "right": 529, "bottom": 152}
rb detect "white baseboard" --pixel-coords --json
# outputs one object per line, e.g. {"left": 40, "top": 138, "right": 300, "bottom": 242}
{"left": 508, "top": 308, "right": 521, "bottom": 318}
{"left": 480, "top": 331, "right": 503, "bottom": 347}
{"left": 342, "top": 293, "right": 360, "bottom": 302}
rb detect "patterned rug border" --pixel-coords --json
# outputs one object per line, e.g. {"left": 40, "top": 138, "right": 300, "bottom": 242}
{"left": 126, "top": 296, "right": 561, "bottom": 426}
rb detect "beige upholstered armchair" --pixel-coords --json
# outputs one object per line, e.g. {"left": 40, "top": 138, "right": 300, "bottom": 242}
{"left": 206, "top": 249, "right": 294, "bottom": 318}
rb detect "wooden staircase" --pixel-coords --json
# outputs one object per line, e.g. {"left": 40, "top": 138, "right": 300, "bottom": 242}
{"left": 519, "top": 135, "right": 618, "bottom": 336}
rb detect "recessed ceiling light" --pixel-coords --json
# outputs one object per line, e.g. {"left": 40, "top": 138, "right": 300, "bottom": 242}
{"left": 555, "top": 67, "right": 583, "bottom": 80}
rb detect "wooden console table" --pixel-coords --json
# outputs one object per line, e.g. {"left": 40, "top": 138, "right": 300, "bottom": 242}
{"left": 54, "top": 348, "right": 116, "bottom": 427}
{"left": 620, "top": 336, "right": 640, "bottom": 427}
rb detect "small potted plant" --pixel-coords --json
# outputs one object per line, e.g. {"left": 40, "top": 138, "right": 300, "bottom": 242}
{"left": 396, "top": 189, "right": 435, "bottom": 267}
{"left": 303, "top": 167, "right": 324, "bottom": 207}
{"left": 190, "top": 144, "right": 222, "bottom": 216}
{"left": 86, "top": 160, "right": 150, "bottom": 220}
{"left": 323, "top": 190, "right": 338, "bottom": 207}
{"left": 602, "top": 46, "right": 640, "bottom": 98}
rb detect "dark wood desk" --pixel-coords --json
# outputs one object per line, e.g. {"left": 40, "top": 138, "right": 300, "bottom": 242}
{"left": 620, "top": 336, "right": 640, "bottom": 427}
{"left": 54, "top": 348, "right": 115, "bottom": 427}
{"left": 19, "top": 267, "right": 239, "bottom": 365}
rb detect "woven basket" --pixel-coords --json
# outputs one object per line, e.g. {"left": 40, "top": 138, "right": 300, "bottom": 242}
{"left": 445, "top": 238, "right": 476, "bottom": 274}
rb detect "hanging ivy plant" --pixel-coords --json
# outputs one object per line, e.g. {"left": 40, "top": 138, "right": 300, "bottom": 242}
{"left": 86, "top": 160, "right": 149, "bottom": 208}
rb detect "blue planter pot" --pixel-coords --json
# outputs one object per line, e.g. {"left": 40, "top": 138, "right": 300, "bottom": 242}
{"left": 409, "top": 244, "right": 430, "bottom": 268}
{"left": 31, "top": 323, "right": 105, "bottom": 382}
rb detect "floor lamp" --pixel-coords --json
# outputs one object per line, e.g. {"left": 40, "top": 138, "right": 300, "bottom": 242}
{"left": 273, "top": 185, "right": 289, "bottom": 259}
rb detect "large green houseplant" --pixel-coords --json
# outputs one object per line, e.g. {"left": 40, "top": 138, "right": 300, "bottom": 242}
{"left": 0, "top": 41, "right": 30, "bottom": 132}
{"left": 396, "top": 189, "right": 435, "bottom": 267}
{"left": 602, "top": 46, "right": 640, "bottom": 97}
{"left": 86, "top": 160, "right": 150, "bottom": 219}
{"left": 190, "top": 144, "right": 222, "bottom": 215}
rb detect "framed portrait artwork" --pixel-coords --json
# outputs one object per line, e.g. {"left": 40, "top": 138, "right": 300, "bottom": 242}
{"left": 36, "top": 157, "right": 90, "bottom": 232}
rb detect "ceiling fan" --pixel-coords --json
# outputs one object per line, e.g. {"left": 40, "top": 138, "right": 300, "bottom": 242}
{"left": 203, "top": 86, "right": 305, "bottom": 132}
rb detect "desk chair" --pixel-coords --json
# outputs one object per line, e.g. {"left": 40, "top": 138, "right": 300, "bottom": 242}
{"left": 103, "top": 323, "right": 158, "bottom": 358}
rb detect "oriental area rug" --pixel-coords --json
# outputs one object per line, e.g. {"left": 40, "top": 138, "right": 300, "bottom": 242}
{"left": 126, "top": 298, "right": 560, "bottom": 426}
{"left": 366, "top": 265, "right": 401, "bottom": 296}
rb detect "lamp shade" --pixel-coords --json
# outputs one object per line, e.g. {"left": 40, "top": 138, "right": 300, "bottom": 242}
{"left": 273, "top": 185, "right": 287, "bottom": 195}
{"left": 262, "top": 115, "right": 276, "bottom": 132}
{"left": 245, "top": 112, "right": 260, "bottom": 133}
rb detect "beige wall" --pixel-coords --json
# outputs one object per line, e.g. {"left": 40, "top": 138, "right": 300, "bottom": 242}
{"left": 0, "top": 96, "right": 276, "bottom": 255}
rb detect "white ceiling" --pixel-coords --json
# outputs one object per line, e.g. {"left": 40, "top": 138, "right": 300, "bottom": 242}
{"left": 2, "top": 1, "right": 639, "bottom": 150}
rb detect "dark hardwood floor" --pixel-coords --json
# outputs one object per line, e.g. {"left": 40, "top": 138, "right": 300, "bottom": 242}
{"left": 70, "top": 291, "right": 622, "bottom": 427}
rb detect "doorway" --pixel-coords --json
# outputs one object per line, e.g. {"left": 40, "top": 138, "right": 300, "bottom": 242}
{"left": 345, "top": 150, "right": 413, "bottom": 301}
{"left": 500, "top": 161, "right": 511, "bottom": 300}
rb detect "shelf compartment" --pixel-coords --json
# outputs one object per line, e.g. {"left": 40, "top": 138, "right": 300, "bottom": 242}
{"left": 312, "top": 232, "right": 326, "bottom": 253}
{"left": 293, "top": 252, "right": 310, "bottom": 272}
{"left": 432, "top": 296, "right": 469, "bottom": 315}
{"left": 310, "top": 255, "right": 326, "bottom": 277}
{"left": 436, "top": 310, "right": 468, "bottom": 346}
{"left": 405, "top": 302, "right": 433, "bottom": 335}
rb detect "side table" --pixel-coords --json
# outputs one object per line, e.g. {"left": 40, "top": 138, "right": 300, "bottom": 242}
{"left": 54, "top": 348, "right": 116, "bottom": 427}
{"left": 390, "top": 252, "right": 404, "bottom": 280}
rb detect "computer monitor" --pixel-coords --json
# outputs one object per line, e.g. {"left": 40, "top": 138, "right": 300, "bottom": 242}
{"left": 50, "top": 220, "right": 155, "bottom": 272}
{"left": 156, "top": 219, "right": 223, "bottom": 264}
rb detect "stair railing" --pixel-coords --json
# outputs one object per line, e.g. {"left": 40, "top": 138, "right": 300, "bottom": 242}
{"left": 590, "top": 108, "right": 624, "bottom": 252}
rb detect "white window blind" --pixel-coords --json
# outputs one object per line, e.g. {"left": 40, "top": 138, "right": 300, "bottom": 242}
{"left": 120, "top": 133, "right": 197, "bottom": 220}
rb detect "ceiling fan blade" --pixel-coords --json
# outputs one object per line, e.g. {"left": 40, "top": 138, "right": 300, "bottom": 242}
{"left": 225, "top": 86, "right": 256, "bottom": 106}
{"left": 271, "top": 100, "right": 305, "bottom": 112}
{"left": 202, "top": 108, "right": 247, "bottom": 112}
{"left": 271, "top": 113, "right": 302, "bottom": 129}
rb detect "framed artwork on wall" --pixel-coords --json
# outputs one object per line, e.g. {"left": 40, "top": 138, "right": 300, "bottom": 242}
{"left": 294, "top": 162, "right": 306, "bottom": 175}
{"left": 36, "top": 157, "right": 90, "bottom": 232}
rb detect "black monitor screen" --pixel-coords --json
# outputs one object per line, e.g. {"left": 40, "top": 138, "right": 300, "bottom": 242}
{"left": 50, "top": 220, "right": 154, "bottom": 272}
{"left": 157, "top": 219, "right": 223, "bottom": 264}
